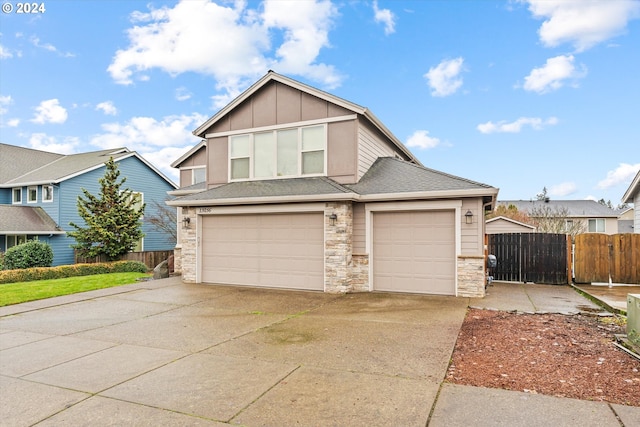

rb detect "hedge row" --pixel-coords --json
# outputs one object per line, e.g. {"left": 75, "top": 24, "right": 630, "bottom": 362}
{"left": 0, "top": 261, "right": 149, "bottom": 284}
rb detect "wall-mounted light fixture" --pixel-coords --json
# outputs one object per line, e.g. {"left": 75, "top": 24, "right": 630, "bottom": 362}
{"left": 182, "top": 217, "right": 191, "bottom": 228}
{"left": 329, "top": 213, "right": 338, "bottom": 226}
{"left": 465, "top": 210, "right": 473, "bottom": 225}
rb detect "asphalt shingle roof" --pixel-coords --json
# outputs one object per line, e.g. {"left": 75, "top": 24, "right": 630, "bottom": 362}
{"left": 172, "top": 157, "right": 498, "bottom": 206}
{"left": 177, "top": 176, "right": 353, "bottom": 202}
{"left": 499, "top": 200, "right": 619, "bottom": 217}
{"left": 0, "top": 144, "right": 63, "bottom": 185}
{"left": 1, "top": 146, "right": 130, "bottom": 185}
{"left": 346, "top": 157, "right": 495, "bottom": 195}
{"left": 0, "top": 205, "right": 63, "bottom": 233}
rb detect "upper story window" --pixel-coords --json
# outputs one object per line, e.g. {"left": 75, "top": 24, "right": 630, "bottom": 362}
{"left": 229, "top": 124, "right": 326, "bottom": 181}
{"left": 588, "top": 218, "right": 605, "bottom": 233}
{"left": 43, "top": 185, "right": 53, "bottom": 203}
{"left": 192, "top": 167, "right": 206, "bottom": 185}
{"left": 12, "top": 188, "right": 22, "bottom": 204}
{"left": 28, "top": 186, "right": 38, "bottom": 203}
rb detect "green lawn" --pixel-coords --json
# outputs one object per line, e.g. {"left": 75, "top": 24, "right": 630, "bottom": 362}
{"left": 0, "top": 272, "right": 151, "bottom": 306}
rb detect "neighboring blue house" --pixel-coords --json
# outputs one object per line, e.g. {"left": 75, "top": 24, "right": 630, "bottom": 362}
{"left": 0, "top": 143, "right": 178, "bottom": 266}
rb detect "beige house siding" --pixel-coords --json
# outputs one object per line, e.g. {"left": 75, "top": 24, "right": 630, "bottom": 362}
{"left": 486, "top": 218, "right": 535, "bottom": 234}
{"left": 460, "top": 198, "right": 484, "bottom": 255}
{"left": 352, "top": 202, "right": 366, "bottom": 253}
{"left": 208, "top": 136, "right": 228, "bottom": 187}
{"left": 357, "top": 120, "right": 402, "bottom": 180}
{"left": 327, "top": 120, "right": 358, "bottom": 184}
{"left": 636, "top": 198, "right": 640, "bottom": 233}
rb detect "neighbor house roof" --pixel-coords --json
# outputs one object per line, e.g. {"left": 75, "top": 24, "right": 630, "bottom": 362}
{"left": 0, "top": 205, "right": 65, "bottom": 234}
{"left": 168, "top": 157, "right": 499, "bottom": 207}
{"left": 498, "top": 200, "right": 619, "bottom": 218}
{"left": 622, "top": 169, "right": 640, "bottom": 204}
{"left": 0, "top": 144, "right": 63, "bottom": 184}
{"left": 486, "top": 216, "right": 536, "bottom": 230}
{"left": 0, "top": 144, "right": 178, "bottom": 189}
{"left": 192, "top": 70, "right": 421, "bottom": 166}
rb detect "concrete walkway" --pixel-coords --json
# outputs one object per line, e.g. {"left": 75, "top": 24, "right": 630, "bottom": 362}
{"left": 0, "top": 278, "right": 638, "bottom": 426}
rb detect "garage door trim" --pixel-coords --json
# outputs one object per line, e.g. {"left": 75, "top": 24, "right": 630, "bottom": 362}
{"left": 365, "top": 200, "right": 462, "bottom": 295}
{"left": 195, "top": 203, "right": 326, "bottom": 285}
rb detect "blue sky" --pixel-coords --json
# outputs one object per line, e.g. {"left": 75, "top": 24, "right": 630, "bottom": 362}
{"left": 1, "top": 0, "right": 638, "bottom": 206}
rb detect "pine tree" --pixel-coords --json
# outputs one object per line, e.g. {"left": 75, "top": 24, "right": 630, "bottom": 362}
{"left": 68, "top": 157, "right": 145, "bottom": 260}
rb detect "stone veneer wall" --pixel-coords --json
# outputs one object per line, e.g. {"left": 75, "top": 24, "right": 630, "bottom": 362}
{"left": 180, "top": 208, "right": 197, "bottom": 283}
{"left": 457, "top": 255, "right": 485, "bottom": 297}
{"left": 324, "top": 202, "right": 353, "bottom": 293}
{"left": 350, "top": 254, "right": 370, "bottom": 292}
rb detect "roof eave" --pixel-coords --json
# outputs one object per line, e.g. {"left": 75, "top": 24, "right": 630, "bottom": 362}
{"left": 166, "top": 192, "right": 360, "bottom": 207}
{"left": 358, "top": 188, "right": 499, "bottom": 203}
{"left": 622, "top": 171, "right": 640, "bottom": 204}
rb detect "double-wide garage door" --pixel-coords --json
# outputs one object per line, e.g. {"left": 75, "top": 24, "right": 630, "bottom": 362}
{"left": 201, "top": 213, "right": 324, "bottom": 290}
{"left": 373, "top": 210, "right": 456, "bottom": 295}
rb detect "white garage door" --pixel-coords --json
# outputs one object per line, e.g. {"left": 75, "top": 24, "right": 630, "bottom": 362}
{"left": 201, "top": 213, "right": 324, "bottom": 290}
{"left": 373, "top": 210, "right": 455, "bottom": 295}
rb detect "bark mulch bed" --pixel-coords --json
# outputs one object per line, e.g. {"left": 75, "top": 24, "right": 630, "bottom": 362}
{"left": 446, "top": 308, "right": 640, "bottom": 407}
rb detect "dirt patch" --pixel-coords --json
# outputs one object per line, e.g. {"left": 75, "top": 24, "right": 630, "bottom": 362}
{"left": 447, "top": 309, "right": 640, "bottom": 407}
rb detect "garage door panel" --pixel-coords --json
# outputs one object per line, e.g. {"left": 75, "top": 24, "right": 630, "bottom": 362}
{"left": 201, "top": 213, "right": 324, "bottom": 290}
{"left": 373, "top": 210, "right": 455, "bottom": 295}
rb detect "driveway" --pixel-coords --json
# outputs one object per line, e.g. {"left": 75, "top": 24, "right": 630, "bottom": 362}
{"left": 0, "top": 277, "right": 468, "bottom": 426}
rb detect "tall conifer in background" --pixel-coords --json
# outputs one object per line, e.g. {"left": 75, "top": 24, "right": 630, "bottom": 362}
{"left": 68, "top": 157, "right": 145, "bottom": 260}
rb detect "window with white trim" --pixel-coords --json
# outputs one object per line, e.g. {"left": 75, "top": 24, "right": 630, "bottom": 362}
{"left": 229, "top": 124, "right": 326, "bottom": 181}
{"left": 192, "top": 167, "right": 206, "bottom": 184}
{"left": 43, "top": 185, "right": 53, "bottom": 202}
{"left": 12, "top": 188, "right": 22, "bottom": 204}
{"left": 28, "top": 186, "right": 38, "bottom": 203}
{"left": 588, "top": 218, "right": 605, "bottom": 233}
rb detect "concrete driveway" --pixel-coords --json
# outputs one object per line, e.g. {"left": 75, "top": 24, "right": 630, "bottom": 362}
{"left": 0, "top": 277, "right": 469, "bottom": 426}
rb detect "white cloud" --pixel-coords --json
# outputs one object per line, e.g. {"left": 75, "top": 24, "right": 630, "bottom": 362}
{"left": 96, "top": 101, "right": 118, "bottom": 116}
{"left": 405, "top": 130, "right": 441, "bottom": 149}
{"left": 28, "top": 133, "right": 80, "bottom": 154}
{"left": 89, "top": 113, "right": 207, "bottom": 182}
{"left": 0, "top": 95, "right": 12, "bottom": 114}
{"left": 29, "top": 35, "right": 75, "bottom": 57}
{"left": 108, "top": 0, "right": 342, "bottom": 104}
{"left": 6, "top": 118, "right": 20, "bottom": 127}
{"left": 522, "top": 0, "right": 640, "bottom": 52}
{"left": 549, "top": 182, "right": 577, "bottom": 197}
{"left": 596, "top": 163, "right": 640, "bottom": 189}
{"left": 31, "top": 99, "right": 68, "bottom": 124}
{"left": 373, "top": 1, "right": 396, "bottom": 35}
{"left": 522, "top": 55, "right": 586, "bottom": 94}
{"left": 424, "top": 57, "right": 464, "bottom": 97}
{"left": 0, "top": 44, "right": 14, "bottom": 59}
{"left": 175, "top": 87, "right": 192, "bottom": 101}
{"left": 477, "top": 116, "right": 558, "bottom": 134}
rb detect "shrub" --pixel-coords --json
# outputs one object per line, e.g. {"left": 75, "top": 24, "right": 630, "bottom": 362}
{"left": 4, "top": 241, "right": 54, "bottom": 270}
{"left": 0, "top": 260, "right": 149, "bottom": 284}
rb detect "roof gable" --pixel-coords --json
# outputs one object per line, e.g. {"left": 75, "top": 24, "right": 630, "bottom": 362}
{"left": 622, "top": 169, "right": 640, "bottom": 203}
{"left": 1, "top": 144, "right": 177, "bottom": 189}
{"left": 0, "top": 143, "right": 63, "bottom": 184}
{"left": 192, "top": 71, "right": 419, "bottom": 165}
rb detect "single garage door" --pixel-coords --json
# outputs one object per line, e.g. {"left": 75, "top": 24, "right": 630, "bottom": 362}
{"left": 373, "top": 210, "right": 455, "bottom": 295}
{"left": 201, "top": 213, "right": 324, "bottom": 290}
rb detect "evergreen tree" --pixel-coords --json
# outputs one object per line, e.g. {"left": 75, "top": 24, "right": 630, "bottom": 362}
{"left": 68, "top": 158, "right": 145, "bottom": 260}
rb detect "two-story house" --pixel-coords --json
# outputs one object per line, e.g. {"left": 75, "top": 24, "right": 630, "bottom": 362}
{"left": 168, "top": 71, "right": 498, "bottom": 297}
{"left": 0, "top": 144, "right": 178, "bottom": 266}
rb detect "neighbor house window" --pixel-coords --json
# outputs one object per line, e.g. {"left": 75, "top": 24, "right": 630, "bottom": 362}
{"left": 12, "top": 188, "right": 22, "bottom": 204}
{"left": 6, "top": 235, "right": 31, "bottom": 249}
{"left": 564, "top": 219, "right": 573, "bottom": 232}
{"left": 129, "top": 192, "right": 144, "bottom": 252}
{"left": 588, "top": 218, "right": 605, "bottom": 233}
{"left": 43, "top": 185, "right": 53, "bottom": 202}
{"left": 229, "top": 124, "right": 326, "bottom": 181}
{"left": 192, "top": 167, "right": 206, "bottom": 184}
{"left": 28, "top": 186, "right": 38, "bottom": 203}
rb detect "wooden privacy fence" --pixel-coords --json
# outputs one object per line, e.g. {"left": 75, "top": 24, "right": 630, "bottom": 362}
{"left": 75, "top": 250, "right": 173, "bottom": 271}
{"left": 574, "top": 234, "right": 639, "bottom": 284}
{"left": 487, "top": 233, "right": 570, "bottom": 285}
